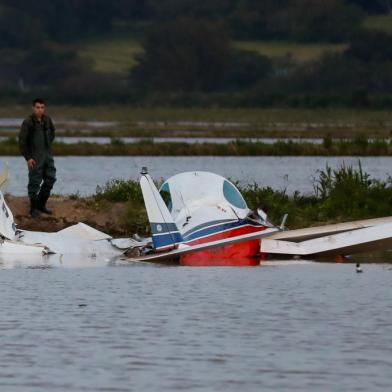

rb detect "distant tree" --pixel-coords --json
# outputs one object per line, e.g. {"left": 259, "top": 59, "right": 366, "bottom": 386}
{"left": 54, "top": 72, "right": 130, "bottom": 104}
{"left": 224, "top": 50, "right": 272, "bottom": 90}
{"left": 346, "top": 0, "right": 391, "bottom": 14}
{"left": 263, "top": 41, "right": 392, "bottom": 101}
{"left": 282, "top": 0, "right": 364, "bottom": 42}
{"left": 148, "top": 0, "right": 235, "bottom": 21}
{"left": 345, "top": 31, "right": 392, "bottom": 62}
{"left": 230, "top": 0, "right": 363, "bottom": 41}
{"left": 132, "top": 19, "right": 231, "bottom": 92}
{"left": 2, "top": 0, "right": 150, "bottom": 43}
{"left": 18, "top": 44, "right": 89, "bottom": 86}
{"left": 0, "top": 5, "right": 43, "bottom": 48}
{"left": 0, "top": 49, "right": 25, "bottom": 89}
{"left": 229, "top": 0, "right": 290, "bottom": 39}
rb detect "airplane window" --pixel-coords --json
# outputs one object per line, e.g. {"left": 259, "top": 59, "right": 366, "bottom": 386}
{"left": 160, "top": 182, "right": 172, "bottom": 212}
{"left": 223, "top": 180, "right": 247, "bottom": 209}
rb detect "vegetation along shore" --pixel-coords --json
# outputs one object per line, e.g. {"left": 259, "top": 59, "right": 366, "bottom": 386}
{"left": 9, "top": 164, "right": 392, "bottom": 237}
{"left": 2, "top": 136, "right": 392, "bottom": 156}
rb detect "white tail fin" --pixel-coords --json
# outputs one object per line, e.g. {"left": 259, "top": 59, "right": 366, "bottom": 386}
{"left": 0, "top": 190, "right": 16, "bottom": 240}
{"left": 140, "top": 168, "right": 183, "bottom": 250}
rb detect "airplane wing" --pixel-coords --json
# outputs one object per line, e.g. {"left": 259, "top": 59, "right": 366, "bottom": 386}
{"left": 266, "top": 216, "right": 392, "bottom": 242}
{"left": 127, "top": 227, "right": 279, "bottom": 262}
{"left": 261, "top": 221, "right": 392, "bottom": 257}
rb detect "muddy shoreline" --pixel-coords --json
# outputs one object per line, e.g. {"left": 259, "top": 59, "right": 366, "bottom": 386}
{"left": 5, "top": 195, "right": 133, "bottom": 236}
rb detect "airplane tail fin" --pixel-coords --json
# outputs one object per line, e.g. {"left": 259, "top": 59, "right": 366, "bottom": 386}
{"left": 140, "top": 168, "right": 183, "bottom": 250}
{"left": 0, "top": 191, "right": 16, "bottom": 240}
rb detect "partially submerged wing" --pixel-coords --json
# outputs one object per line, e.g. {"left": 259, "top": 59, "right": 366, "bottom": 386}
{"left": 261, "top": 221, "right": 392, "bottom": 256}
{"left": 267, "top": 216, "right": 392, "bottom": 242}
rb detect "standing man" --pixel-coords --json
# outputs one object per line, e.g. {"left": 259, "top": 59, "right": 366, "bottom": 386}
{"left": 19, "top": 98, "right": 56, "bottom": 218}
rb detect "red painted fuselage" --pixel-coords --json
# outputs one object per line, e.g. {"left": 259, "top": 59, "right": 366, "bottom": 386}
{"left": 180, "top": 223, "right": 266, "bottom": 266}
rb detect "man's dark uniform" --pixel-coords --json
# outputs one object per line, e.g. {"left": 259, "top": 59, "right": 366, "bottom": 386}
{"left": 18, "top": 114, "right": 56, "bottom": 213}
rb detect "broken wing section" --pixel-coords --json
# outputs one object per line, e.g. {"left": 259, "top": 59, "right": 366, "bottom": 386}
{"left": 266, "top": 216, "right": 392, "bottom": 242}
{"left": 261, "top": 222, "right": 392, "bottom": 257}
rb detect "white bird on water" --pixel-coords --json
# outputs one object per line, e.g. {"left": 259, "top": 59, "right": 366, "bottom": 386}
{"left": 356, "top": 263, "right": 363, "bottom": 273}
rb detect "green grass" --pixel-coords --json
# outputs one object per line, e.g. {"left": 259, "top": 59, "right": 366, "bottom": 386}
{"left": 234, "top": 40, "right": 346, "bottom": 62}
{"left": 79, "top": 32, "right": 142, "bottom": 74}
{"left": 364, "top": 15, "right": 392, "bottom": 34}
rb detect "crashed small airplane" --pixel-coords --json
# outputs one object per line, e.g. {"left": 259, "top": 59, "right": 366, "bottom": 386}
{"left": 1, "top": 167, "right": 392, "bottom": 267}
{"left": 129, "top": 168, "right": 392, "bottom": 266}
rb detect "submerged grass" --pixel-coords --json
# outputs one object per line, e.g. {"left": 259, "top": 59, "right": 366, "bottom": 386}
{"left": 3, "top": 137, "right": 392, "bottom": 156}
{"left": 93, "top": 163, "right": 392, "bottom": 235}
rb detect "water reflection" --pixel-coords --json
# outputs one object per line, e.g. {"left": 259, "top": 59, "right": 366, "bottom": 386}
{"left": 0, "top": 262, "right": 391, "bottom": 391}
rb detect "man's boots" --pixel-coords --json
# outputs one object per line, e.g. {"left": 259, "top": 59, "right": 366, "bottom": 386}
{"left": 37, "top": 193, "right": 53, "bottom": 215}
{"left": 29, "top": 197, "right": 40, "bottom": 219}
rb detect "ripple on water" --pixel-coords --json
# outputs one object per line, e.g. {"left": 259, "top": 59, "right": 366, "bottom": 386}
{"left": 0, "top": 263, "right": 392, "bottom": 390}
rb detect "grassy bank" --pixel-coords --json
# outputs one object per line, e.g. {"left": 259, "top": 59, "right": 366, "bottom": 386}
{"left": 3, "top": 137, "right": 392, "bottom": 156}
{"left": 92, "top": 163, "right": 392, "bottom": 235}
{"left": 1, "top": 106, "right": 391, "bottom": 139}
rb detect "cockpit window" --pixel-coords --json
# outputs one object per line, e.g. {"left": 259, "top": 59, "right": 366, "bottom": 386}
{"left": 223, "top": 180, "right": 247, "bottom": 209}
{"left": 160, "top": 182, "right": 172, "bottom": 212}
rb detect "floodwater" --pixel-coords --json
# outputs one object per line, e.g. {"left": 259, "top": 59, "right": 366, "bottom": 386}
{"left": 53, "top": 136, "right": 324, "bottom": 144}
{"left": 0, "top": 135, "right": 324, "bottom": 144}
{"left": 0, "top": 260, "right": 392, "bottom": 391}
{"left": 2, "top": 156, "right": 392, "bottom": 196}
{"left": 0, "top": 118, "right": 117, "bottom": 128}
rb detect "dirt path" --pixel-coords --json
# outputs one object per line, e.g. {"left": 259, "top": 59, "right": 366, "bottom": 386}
{"left": 5, "top": 195, "right": 129, "bottom": 235}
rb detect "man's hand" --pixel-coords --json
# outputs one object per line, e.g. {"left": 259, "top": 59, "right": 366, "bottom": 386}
{"left": 27, "top": 159, "right": 36, "bottom": 171}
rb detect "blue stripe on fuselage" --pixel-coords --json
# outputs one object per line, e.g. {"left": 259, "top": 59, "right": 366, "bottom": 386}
{"left": 183, "top": 219, "right": 262, "bottom": 242}
{"left": 152, "top": 231, "right": 183, "bottom": 249}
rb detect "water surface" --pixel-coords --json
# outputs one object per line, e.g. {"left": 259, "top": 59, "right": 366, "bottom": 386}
{"left": 0, "top": 261, "right": 391, "bottom": 391}
{"left": 2, "top": 156, "right": 392, "bottom": 196}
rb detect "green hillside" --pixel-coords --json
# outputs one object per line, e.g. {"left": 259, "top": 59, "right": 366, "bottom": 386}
{"left": 78, "top": 15, "right": 390, "bottom": 75}
{"left": 79, "top": 37, "right": 346, "bottom": 75}
{"left": 364, "top": 14, "right": 392, "bottom": 34}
